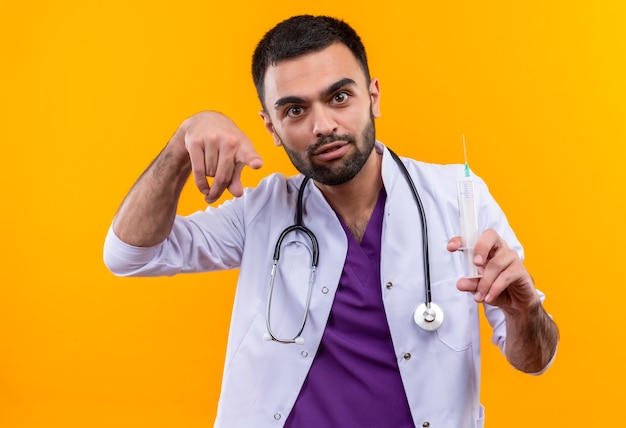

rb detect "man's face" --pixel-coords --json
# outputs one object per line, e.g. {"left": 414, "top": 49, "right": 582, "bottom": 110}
{"left": 260, "top": 43, "right": 381, "bottom": 186}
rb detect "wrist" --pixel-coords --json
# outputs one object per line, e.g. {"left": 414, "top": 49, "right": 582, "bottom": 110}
{"left": 500, "top": 295, "right": 542, "bottom": 321}
{"left": 155, "top": 130, "right": 192, "bottom": 179}
{"left": 165, "top": 130, "right": 192, "bottom": 166}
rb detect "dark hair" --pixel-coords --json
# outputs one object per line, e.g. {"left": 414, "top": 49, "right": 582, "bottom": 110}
{"left": 252, "top": 15, "right": 370, "bottom": 110}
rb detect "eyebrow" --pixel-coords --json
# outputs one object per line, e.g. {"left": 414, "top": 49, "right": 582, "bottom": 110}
{"left": 273, "top": 77, "right": 357, "bottom": 110}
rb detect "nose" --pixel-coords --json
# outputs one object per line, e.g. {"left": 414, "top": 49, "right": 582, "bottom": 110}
{"left": 311, "top": 104, "right": 337, "bottom": 137}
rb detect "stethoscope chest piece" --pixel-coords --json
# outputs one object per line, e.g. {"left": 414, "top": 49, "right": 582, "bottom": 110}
{"left": 413, "top": 302, "right": 444, "bottom": 331}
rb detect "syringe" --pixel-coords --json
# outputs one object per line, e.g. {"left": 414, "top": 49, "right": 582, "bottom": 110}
{"left": 457, "top": 135, "right": 481, "bottom": 278}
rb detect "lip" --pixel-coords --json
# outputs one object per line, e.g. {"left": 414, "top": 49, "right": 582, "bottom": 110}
{"left": 312, "top": 142, "right": 349, "bottom": 162}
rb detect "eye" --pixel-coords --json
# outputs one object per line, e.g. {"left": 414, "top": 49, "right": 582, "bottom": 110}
{"left": 332, "top": 91, "right": 350, "bottom": 104}
{"left": 286, "top": 105, "right": 304, "bottom": 118}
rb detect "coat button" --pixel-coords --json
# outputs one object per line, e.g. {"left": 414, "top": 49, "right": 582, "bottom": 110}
{"left": 274, "top": 413, "right": 281, "bottom": 420}
{"left": 403, "top": 352, "right": 412, "bottom": 360}
{"left": 385, "top": 282, "right": 393, "bottom": 289}
{"left": 321, "top": 286, "right": 329, "bottom": 294}
{"left": 422, "top": 422, "right": 430, "bottom": 428}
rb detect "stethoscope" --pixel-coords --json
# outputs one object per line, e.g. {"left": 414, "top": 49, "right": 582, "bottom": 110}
{"left": 263, "top": 148, "right": 444, "bottom": 345}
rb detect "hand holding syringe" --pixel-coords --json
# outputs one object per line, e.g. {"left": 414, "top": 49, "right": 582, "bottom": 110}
{"left": 458, "top": 136, "right": 482, "bottom": 278}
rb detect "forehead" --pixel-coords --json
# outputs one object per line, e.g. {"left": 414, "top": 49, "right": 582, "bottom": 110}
{"left": 262, "top": 43, "right": 368, "bottom": 106}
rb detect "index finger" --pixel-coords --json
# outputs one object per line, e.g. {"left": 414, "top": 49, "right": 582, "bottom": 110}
{"left": 206, "top": 137, "right": 264, "bottom": 203}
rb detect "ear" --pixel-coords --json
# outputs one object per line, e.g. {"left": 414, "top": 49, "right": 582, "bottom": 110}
{"left": 259, "top": 110, "right": 282, "bottom": 146}
{"left": 369, "top": 78, "right": 381, "bottom": 119}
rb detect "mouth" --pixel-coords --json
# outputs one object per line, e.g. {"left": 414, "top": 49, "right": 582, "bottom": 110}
{"left": 312, "top": 141, "right": 350, "bottom": 162}
{"left": 313, "top": 141, "right": 348, "bottom": 155}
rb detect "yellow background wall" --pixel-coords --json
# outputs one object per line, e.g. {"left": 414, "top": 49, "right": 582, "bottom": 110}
{"left": 1, "top": 1, "right": 624, "bottom": 426}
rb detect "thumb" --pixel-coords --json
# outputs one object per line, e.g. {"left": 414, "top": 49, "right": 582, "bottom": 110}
{"left": 447, "top": 236, "right": 463, "bottom": 252}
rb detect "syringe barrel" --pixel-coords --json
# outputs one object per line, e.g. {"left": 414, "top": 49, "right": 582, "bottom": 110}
{"left": 457, "top": 179, "right": 480, "bottom": 278}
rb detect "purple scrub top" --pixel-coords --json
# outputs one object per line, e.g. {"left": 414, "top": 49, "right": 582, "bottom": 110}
{"left": 285, "top": 189, "right": 415, "bottom": 427}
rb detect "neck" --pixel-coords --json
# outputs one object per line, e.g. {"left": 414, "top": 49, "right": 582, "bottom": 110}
{"left": 314, "top": 150, "right": 383, "bottom": 242}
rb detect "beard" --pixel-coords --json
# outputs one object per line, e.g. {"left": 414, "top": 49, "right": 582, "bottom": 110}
{"left": 281, "top": 116, "right": 376, "bottom": 186}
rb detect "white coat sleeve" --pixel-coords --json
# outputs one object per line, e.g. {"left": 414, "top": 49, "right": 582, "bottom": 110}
{"left": 103, "top": 196, "right": 247, "bottom": 277}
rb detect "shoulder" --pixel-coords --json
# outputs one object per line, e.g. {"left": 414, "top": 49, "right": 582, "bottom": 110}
{"left": 379, "top": 143, "right": 466, "bottom": 180}
{"left": 241, "top": 172, "right": 304, "bottom": 201}
{"left": 380, "top": 145, "right": 495, "bottom": 210}
{"left": 390, "top": 151, "right": 488, "bottom": 190}
{"left": 406, "top": 158, "right": 466, "bottom": 179}
{"left": 223, "top": 172, "right": 305, "bottom": 223}
{"left": 383, "top": 151, "right": 466, "bottom": 192}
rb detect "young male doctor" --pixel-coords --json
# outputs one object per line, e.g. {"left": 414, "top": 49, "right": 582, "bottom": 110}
{"left": 104, "top": 15, "right": 559, "bottom": 428}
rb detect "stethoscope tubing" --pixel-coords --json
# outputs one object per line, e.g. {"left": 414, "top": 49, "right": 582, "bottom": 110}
{"left": 265, "top": 148, "right": 442, "bottom": 344}
{"left": 266, "top": 177, "right": 319, "bottom": 344}
{"left": 387, "top": 149, "right": 433, "bottom": 307}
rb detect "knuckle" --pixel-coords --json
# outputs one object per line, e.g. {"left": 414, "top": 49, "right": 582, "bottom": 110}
{"left": 487, "top": 256, "right": 505, "bottom": 271}
{"left": 499, "top": 270, "right": 516, "bottom": 286}
{"left": 204, "top": 131, "right": 220, "bottom": 145}
{"left": 222, "top": 134, "right": 239, "bottom": 151}
{"left": 186, "top": 134, "right": 205, "bottom": 149}
{"left": 508, "top": 248, "right": 520, "bottom": 260}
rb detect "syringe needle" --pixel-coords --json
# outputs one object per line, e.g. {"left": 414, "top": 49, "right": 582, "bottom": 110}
{"left": 462, "top": 134, "right": 470, "bottom": 177}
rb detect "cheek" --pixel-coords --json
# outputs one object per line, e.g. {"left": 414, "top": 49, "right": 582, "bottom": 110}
{"left": 278, "top": 122, "right": 311, "bottom": 148}
{"left": 344, "top": 107, "right": 371, "bottom": 129}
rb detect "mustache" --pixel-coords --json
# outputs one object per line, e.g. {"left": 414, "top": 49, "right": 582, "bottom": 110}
{"left": 309, "top": 133, "right": 356, "bottom": 152}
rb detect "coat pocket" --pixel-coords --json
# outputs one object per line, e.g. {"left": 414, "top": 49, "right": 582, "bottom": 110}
{"left": 431, "top": 277, "right": 475, "bottom": 351}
